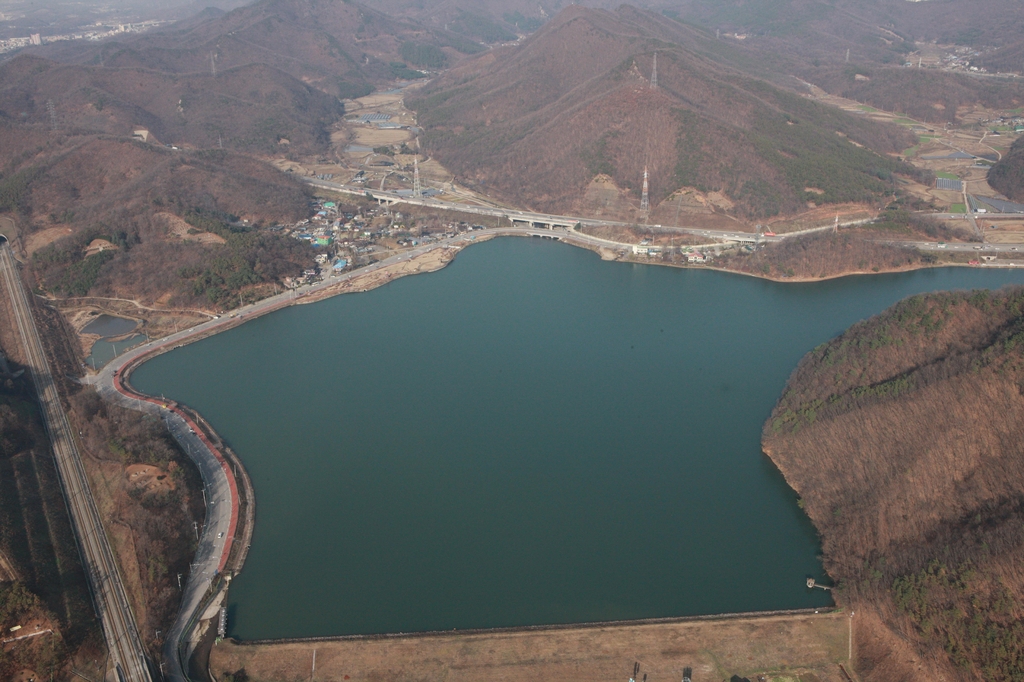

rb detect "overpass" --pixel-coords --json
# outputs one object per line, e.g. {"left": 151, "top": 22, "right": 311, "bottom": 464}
{"left": 305, "top": 179, "right": 751, "bottom": 239}
{"left": 304, "top": 178, "right": 878, "bottom": 245}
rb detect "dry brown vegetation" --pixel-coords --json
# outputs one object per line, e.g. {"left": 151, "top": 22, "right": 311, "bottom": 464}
{"left": 69, "top": 388, "right": 205, "bottom": 660}
{"left": 0, "top": 133, "right": 316, "bottom": 309}
{"left": 41, "top": 0, "right": 488, "bottom": 99}
{"left": 807, "top": 66, "right": 1024, "bottom": 125}
{"left": 211, "top": 612, "right": 850, "bottom": 682}
{"left": 715, "top": 211, "right": 975, "bottom": 280}
{"left": 763, "top": 288, "right": 1024, "bottom": 680}
{"left": 0, "top": 210, "right": 214, "bottom": 676}
{"left": 0, "top": 56, "right": 344, "bottom": 156}
{"left": 650, "top": 0, "right": 1024, "bottom": 74}
{"left": 0, "top": 290, "right": 103, "bottom": 681}
{"left": 717, "top": 231, "right": 930, "bottom": 280}
{"left": 0, "top": 375, "right": 102, "bottom": 682}
{"left": 410, "top": 5, "right": 922, "bottom": 220}
{"left": 988, "top": 136, "right": 1024, "bottom": 202}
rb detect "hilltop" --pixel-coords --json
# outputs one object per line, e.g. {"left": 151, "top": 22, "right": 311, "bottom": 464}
{"left": 34, "top": 0, "right": 491, "bottom": 97}
{"left": 658, "top": 0, "right": 1024, "bottom": 63}
{"left": 410, "top": 5, "right": 921, "bottom": 221}
{"left": 0, "top": 55, "right": 344, "bottom": 154}
{"left": 763, "top": 288, "right": 1024, "bottom": 680}
{"left": 0, "top": 131, "right": 315, "bottom": 308}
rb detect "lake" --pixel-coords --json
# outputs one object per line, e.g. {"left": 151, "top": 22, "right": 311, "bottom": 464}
{"left": 131, "top": 238, "right": 1024, "bottom": 639}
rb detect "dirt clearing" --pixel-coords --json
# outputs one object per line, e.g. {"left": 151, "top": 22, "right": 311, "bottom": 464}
{"left": 351, "top": 127, "right": 411, "bottom": 147}
{"left": 211, "top": 611, "right": 851, "bottom": 682}
{"left": 126, "top": 464, "right": 176, "bottom": 494}
{"left": 23, "top": 226, "right": 73, "bottom": 256}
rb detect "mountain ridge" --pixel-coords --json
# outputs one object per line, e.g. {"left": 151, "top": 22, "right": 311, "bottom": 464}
{"left": 411, "top": 4, "right": 921, "bottom": 220}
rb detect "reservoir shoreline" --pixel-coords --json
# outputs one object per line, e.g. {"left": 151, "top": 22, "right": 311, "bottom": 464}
{"left": 237, "top": 606, "right": 836, "bottom": 645}
{"left": 95, "top": 233, "right": 1024, "bottom": 662}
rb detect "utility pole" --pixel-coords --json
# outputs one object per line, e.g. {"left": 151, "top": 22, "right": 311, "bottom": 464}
{"left": 650, "top": 52, "right": 658, "bottom": 90}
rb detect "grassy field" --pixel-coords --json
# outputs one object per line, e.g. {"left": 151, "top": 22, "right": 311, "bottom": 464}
{"left": 950, "top": 203, "right": 967, "bottom": 213}
{"left": 935, "top": 171, "right": 959, "bottom": 180}
{"left": 210, "top": 611, "right": 852, "bottom": 682}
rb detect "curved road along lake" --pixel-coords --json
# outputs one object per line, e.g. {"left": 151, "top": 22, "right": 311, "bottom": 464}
{"left": 132, "top": 238, "right": 1024, "bottom": 639}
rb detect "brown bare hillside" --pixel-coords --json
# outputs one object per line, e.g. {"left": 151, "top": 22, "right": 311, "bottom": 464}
{"left": 40, "top": 0, "right": 488, "bottom": 98}
{"left": 985, "top": 38, "right": 1024, "bottom": 74}
{"left": 0, "top": 55, "right": 344, "bottom": 154}
{"left": 806, "top": 65, "right": 1024, "bottom": 125}
{"left": 1, "top": 134, "right": 315, "bottom": 308}
{"left": 69, "top": 389, "right": 206, "bottom": 660}
{"left": 988, "top": 136, "right": 1024, "bottom": 202}
{"left": 660, "top": 0, "right": 1024, "bottom": 61}
{"left": 763, "top": 288, "right": 1024, "bottom": 680}
{"left": 0, "top": 372, "right": 100, "bottom": 681}
{"left": 411, "top": 4, "right": 920, "bottom": 219}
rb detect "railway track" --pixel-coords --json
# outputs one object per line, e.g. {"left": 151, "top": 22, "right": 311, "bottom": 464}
{"left": 0, "top": 239, "right": 153, "bottom": 682}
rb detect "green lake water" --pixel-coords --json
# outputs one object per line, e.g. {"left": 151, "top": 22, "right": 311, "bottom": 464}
{"left": 131, "top": 238, "right": 1024, "bottom": 639}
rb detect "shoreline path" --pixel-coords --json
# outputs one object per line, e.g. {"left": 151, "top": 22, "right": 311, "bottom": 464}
{"left": 83, "top": 211, "right": 1006, "bottom": 680}
{"left": 86, "top": 227, "right": 580, "bottom": 681}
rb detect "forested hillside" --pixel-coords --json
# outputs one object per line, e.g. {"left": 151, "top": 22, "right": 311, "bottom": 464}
{"left": 0, "top": 369, "right": 98, "bottom": 681}
{"left": 988, "top": 136, "right": 1024, "bottom": 202}
{"left": 0, "top": 132, "right": 315, "bottom": 308}
{"left": 0, "top": 55, "right": 344, "bottom": 154}
{"left": 35, "top": 0, "right": 489, "bottom": 98}
{"left": 410, "top": 5, "right": 921, "bottom": 220}
{"left": 763, "top": 288, "right": 1024, "bottom": 680}
{"left": 806, "top": 66, "right": 1024, "bottom": 125}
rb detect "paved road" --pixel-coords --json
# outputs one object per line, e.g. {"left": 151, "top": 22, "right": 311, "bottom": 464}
{"left": 85, "top": 229, "right": 537, "bottom": 681}
{"left": 304, "top": 179, "right": 875, "bottom": 243}
{"left": 81, "top": 211, "right": 1024, "bottom": 680}
{"left": 890, "top": 240, "right": 1024, "bottom": 253}
{"left": 90, "top": 378, "right": 237, "bottom": 682}
{"left": 0, "top": 240, "right": 152, "bottom": 682}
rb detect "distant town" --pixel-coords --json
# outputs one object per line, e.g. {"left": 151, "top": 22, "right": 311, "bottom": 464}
{"left": 0, "top": 19, "right": 165, "bottom": 54}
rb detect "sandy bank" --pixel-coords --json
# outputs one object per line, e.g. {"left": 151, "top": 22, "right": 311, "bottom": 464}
{"left": 296, "top": 243, "right": 466, "bottom": 303}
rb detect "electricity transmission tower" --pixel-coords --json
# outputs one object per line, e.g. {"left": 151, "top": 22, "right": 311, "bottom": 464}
{"left": 413, "top": 158, "right": 422, "bottom": 198}
{"left": 651, "top": 52, "right": 658, "bottom": 89}
{"left": 640, "top": 166, "right": 650, "bottom": 219}
{"left": 46, "top": 99, "right": 58, "bottom": 131}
